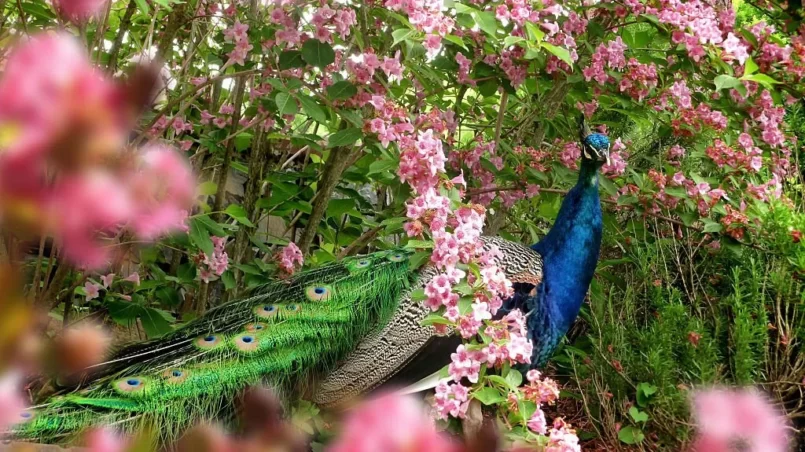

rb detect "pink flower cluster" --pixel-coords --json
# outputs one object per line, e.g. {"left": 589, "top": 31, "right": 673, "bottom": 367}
{"left": 223, "top": 21, "right": 252, "bottom": 67}
{"left": 384, "top": 0, "right": 454, "bottom": 58}
{"left": 692, "top": 387, "right": 790, "bottom": 452}
{"left": 601, "top": 138, "right": 628, "bottom": 178}
{"left": 196, "top": 236, "right": 229, "bottom": 283}
{"left": 270, "top": 2, "right": 356, "bottom": 48}
{"left": 277, "top": 242, "right": 304, "bottom": 276}
{"left": 346, "top": 51, "right": 404, "bottom": 85}
{"left": 328, "top": 393, "right": 456, "bottom": 452}
{"left": 706, "top": 138, "right": 763, "bottom": 173}
{"left": 0, "top": 34, "right": 195, "bottom": 269}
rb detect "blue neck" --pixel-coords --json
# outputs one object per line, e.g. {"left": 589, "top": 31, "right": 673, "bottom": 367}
{"left": 527, "top": 159, "right": 603, "bottom": 367}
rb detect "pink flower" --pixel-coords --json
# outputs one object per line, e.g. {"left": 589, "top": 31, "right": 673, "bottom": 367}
{"left": 124, "top": 273, "right": 140, "bottom": 286}
{"left": 85, "top": 427, "right": 128, "bottom": 452}
{"left": 100, "top": 273, "right": 114, "bottom": 288}
{"left": 527, "top": 407, "right": 548, "bottom": 434}
{"left": 85, "top": 281, "right": 101, "bottom": 300}
{"left": 197, "top": 236, "right": 228, "bottom": 282}
{"left": 129, "top": 145, "right": 195, "bottom": 240}
{"left": 692, "top": 388, "right": 790, "bottom": 452}
{"left": 52, "top": 0, "right": 109, "bottom": 23}
{"left": 277, "top": 242, "right": 304, "bottom": 275}
{"left": 328, "top": 393, "right": 456, "bottom": 452}
{"left": 0, "top": 371, "right": 27, "bottom": 432}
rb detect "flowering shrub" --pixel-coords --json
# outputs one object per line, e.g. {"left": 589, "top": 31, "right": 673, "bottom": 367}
{"left": 0, "top": 0, "right": 802, "bottom": 449}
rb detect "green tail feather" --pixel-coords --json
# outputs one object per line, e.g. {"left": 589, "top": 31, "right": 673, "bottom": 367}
{"left": 15, "top": 249, "right": 415, "bottom": 444}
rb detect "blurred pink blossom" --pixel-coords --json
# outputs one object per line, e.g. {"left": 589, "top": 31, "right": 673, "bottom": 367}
{"left": 328, "top": 393, "right": 457, "bottom": 452}
{"left": 129, "top": 145, "right": 195, "bottom": 240}
{"left": 84, "top": 427, "right": 128, "bottom": 452}
{"left": 51, "top": 0, "right": 109, "bottom": 23}
{"left": 692, "top": 387, "right": 790, "bottom": 452}
{"left": 0, "top": 371, "right": 27, "bottom": 432}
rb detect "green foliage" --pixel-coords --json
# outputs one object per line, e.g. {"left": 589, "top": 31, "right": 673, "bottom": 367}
{"left": 560, "top": 216, "right": 805, "bottom": 449}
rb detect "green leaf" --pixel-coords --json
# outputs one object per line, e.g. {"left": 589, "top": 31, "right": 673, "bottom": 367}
{"left": 475, "top": 11, "right": 498, "bottom": 37}
{"left": 275, "top": 92, "right": 298, "bottom": 116}
{"left": 742, "top": 73, "right": 780, "bottom": 87}
{"left": 189, "top": 218, "right": 214, "bottom": 256}
{"left": 301, "top": 39, "right": 335, "bottom": 68}
{"left": 525, "top": 22, "right": 545, "bottom": 42}
{"left": 198, "top": 181, "right": 218, "bottom": 196}
{"left": 628, "top": 407, "right": 649, "bottom": 423}
{"left": 542, "top": 43, "right": 573, "bottom": 66}
{"left": 411, "top": 288, "right": 426, "bottom": 301}
{"left": 234, "top": 133, "right": 252, "bottom": 152}
{"left": 327, "top": 81, "right": 358, "bottom": 100}
{"left": 405, "top": 240, "right": 434, "bottom": 249}
{"left": 326, "top": 199, "right": 355, "bottom": 218}
{"left": 505, "top": 369, "right": 523, "bottom": 388}
{"left": 155, "top": 286, "right": 181, "bottom": 307}
{"left": 225, "top": 204, "right": 255, "bottom": 227}
{"left": 636, "top": 382, "right": 658, "bottom": 407}
{"left": 140, "top": 308, "right": 174, "bottom": 338}
{"left": 618, "top": 426, "right": 645, "bottom": 445}
{"left": 392, "top": 28, "right": 416, "bottom": 47}
{"left": 473, "top": 387, "right": 506, "bottom": 405}
{"left": 743, "top": 57, "right": 758, "bottom": 75}
{"left": 503, "top": 36, "right": 525, "bottom": 47}
{"left": 278, "top": 50, "right": 306, "bottom": 70}
{"left": 298, "top": 95, "right": 327, "bottom": 123}
{"left": 133, "top": 0, "right": 149, "bottom": 13}
{"left": 703, "top": 219, "right": 723, "bottom": 233}
{"left": 367, "top": 159, "right": 398, "bottom": 175}
{"left": 421, "top": 314, "right": 453, "bottom": 326}
{"left": 714, "top": 74, "right": 741, "bottom": 91}
{"left": 443, "top": 34, "right": 468, "bottom": 50}
{"left": 327, "top": 128, "right": 363, "bottom": 148}
{"left": 221, "top": 271, "right": 236, "bottom": 290}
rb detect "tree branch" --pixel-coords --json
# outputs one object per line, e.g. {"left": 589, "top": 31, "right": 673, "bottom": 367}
{"left": 297, "top": 147, "right": 358, "bottom": 256}
{"left": 107, "top": 0, "right": 137, "bottom": 73}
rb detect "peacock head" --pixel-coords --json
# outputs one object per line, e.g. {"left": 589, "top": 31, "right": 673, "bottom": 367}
{"left": 578, "top": 116, "right": 610, "bottom": 168}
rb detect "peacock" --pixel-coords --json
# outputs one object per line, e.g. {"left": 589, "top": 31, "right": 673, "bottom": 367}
{"left": 11, "top": 118, "right": 609, "bottom": 445}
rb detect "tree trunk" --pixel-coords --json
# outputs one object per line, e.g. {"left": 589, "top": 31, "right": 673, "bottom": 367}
{"left": 297, "top": 147, "right": 358, "bottom": 256}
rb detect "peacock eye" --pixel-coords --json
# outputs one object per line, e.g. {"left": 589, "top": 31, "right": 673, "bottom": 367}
{"left": 387, "top": 252, "right": 407, "bottom": 262}
{"left": 233, "top": 333, "right": 260, "bottom": 352}
{"left": 114, "top": 376, "right": 150, "bottom": 394}
{"left": 194, "top": 334, "right": 225, "bottom": 350}
{"left": 254, "top": 304, "right": 279, "bottom": 319}
{"left": 162, "top": 368, "right": 189, "bottom": 382}
{"left": 305, "top": 284, "right": 332, "bottom": 301}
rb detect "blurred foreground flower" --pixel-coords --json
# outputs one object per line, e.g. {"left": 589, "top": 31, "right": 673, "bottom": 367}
{"left": 327, "top": 393, "right": 457, "bottom": 452}
{"left": 692, "top": 387, "right": 790, "bottom": 452}
{"left": 0, "top": 371, "right": 26, "bottom": 432}
{"left": 51, "top": 0, "right": 110, "bottom": 24}
{"left": 0, "top": 32, "right": 195, "bottom": 269}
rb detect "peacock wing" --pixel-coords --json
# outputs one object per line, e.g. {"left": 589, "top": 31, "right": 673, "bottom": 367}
{"left": 312, "top": 236, "right": 543, "bottom": 407}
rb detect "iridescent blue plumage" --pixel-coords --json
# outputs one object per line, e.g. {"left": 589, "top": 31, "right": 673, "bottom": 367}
{"left": 584, "top": 133, "right": 610, "bottom": 151}
{"left": 506, "top": 120, "right": 608, "bottom": 369}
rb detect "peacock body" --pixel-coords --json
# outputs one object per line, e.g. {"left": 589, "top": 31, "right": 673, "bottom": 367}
{"left": 14, "top": 119, "right": 610, "bottom": 445}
